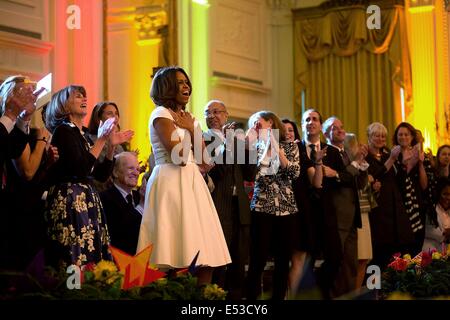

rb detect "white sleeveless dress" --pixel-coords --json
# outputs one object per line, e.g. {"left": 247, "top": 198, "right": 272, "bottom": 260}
{"left": 137, "top": 106, "right": 231, "bottom": 268}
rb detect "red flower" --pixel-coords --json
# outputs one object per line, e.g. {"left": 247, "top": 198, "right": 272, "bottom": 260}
{"left": 421, "top": 251, "right": 432, "bottom": 268}
{"left": 80, "top": 270, "right": 85, "bottom": 284}
{"left": 83, "top": 262, "right": 96, "bottom": 272}
{"left": 388, "top": 257, "right": 408, "bottom": 271}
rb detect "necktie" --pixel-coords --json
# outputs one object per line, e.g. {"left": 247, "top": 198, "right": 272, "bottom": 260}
{"left": 309, "top": 144, "right": 317, "bottom": 162}
{"left": 126, "top": 194, "right": 134, "bottom": 207}
{"left": 340, "top": 149, "right": 350, "bottom": 166}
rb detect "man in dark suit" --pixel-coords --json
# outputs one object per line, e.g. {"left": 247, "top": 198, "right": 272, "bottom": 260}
{"left": 100, "top": 152, "right": 142, "bottom": 256}
{"left": 0, "top": 75, "right": 37, "bottom": 270}
{"left": 203, "top": 100, "right": 255, "bottom": 299}
{"left": 290, "top": 109, "right": 329, "bottom": 294}
{"left": 320, "top": 116, "right": 368, "bottom": 298}
{"left": 0, "top": 76, "right": 37, "bottom": 187}
{"left": 299, "top": 109, "right": 330, "bottom": 256}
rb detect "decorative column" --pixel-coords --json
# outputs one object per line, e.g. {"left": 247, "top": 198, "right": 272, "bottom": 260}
{"left": 406, "top": 0, "right": 449, "bottom": 152}
{"left": 178, "top": 0, "right": 210, "bottom": 129}
{"left": 106, "top": 0, "right": 169, "bottom": 162}
{"left": 266, "top": 0, "right": 301, "bottom": 120}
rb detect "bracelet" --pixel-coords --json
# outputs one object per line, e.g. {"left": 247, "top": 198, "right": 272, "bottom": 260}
{"left": 36, "top": 137, "right": 47, "bottom": 144}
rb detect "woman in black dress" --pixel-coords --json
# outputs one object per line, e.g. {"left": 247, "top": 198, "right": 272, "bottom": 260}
{"left": 44, "top": 85, "right": 133, "bottom": 268}
{"left": 365, "top": 122, "right": 415, "bottom": 270}
{"left": 393, "top": 122, "right": 428, "bottom": 256}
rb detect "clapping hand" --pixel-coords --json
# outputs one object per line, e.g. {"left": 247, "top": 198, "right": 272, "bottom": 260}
{"left": 109, "top": 127, "right": 134, "bottom": 146}
{"left": 245, "top": 122, "right": 259, "bottom": 148}
{"left": 222, "top": 122, "right": 236, "bottom": 138}
{"left": 47, "top": 145, "right": 59, "bottom": 167}
{"left": 390, "top": 145, "right": 401, "bottom": 160}
{"left": 97, "top": 117, "right": 116, "bottom": 139}
{"left": 315, "top": 146, "right": 327, "bottom": 163}
{"left": 356, "top": 144, "right": 368, "bottom": 163}
{"left": 7, "top": 85, "right": 38, "bottom": 120}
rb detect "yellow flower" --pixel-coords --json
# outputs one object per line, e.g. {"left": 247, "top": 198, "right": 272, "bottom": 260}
{"left": 93, "top": 260, "right": 118, "bottom": 281}
{"left": 403, "top": 254, "right": 411, "bottom": 260}
{"left": 386, "top": 292, "right": 413, "bottom": 300}
{"left": 433, "top": 296, "right": 450, "bottom": 300}
{"left": 203, "top": 284, "right": 226, "bottom": 300}
{"left": 432, "top": 252, "right": 442, "bottom": 260}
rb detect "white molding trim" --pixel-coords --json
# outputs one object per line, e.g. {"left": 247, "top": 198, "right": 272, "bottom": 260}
{"left": 0, "top": 31, "right": 53, "bottom": 53}
{"left": 211, "top": 76, "right": 271, "bottom": 94}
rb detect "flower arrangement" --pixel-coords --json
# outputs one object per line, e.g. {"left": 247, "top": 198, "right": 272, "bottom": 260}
{"left": 1, "top": 260, "right": 226, "bottom": 300}
{"left": 382, "top": 245, "right": 450, "bottom": 299}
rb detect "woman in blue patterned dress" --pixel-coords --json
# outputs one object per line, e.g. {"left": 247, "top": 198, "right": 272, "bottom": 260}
{"left": 44, "top": 85, "right": 133, "bottom": 268}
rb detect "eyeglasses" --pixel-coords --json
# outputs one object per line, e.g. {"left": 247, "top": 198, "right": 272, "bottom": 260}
{"left": 204, "top": 110, "right": 227, "bottom": 117}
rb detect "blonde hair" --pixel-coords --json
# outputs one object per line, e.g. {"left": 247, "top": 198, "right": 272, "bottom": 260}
{"left": 367, "top": 122, "right": 387, "bottom": 139}
{"left": 0, "top": 75, "right": 28, "bottom": 115}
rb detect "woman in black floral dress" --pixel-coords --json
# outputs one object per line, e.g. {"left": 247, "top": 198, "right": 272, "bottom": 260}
{"left": 44, "top": 85, "right": 133, "bottom": 268}
{"left": 245, "top": 111, "right": 300, "bottom": 300}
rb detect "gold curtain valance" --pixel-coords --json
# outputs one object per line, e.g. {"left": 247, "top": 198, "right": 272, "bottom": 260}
{"left": 298, "top": 7, "right": 397, "bottom": 60}
{"left": 294, "top": 4, "right": 412, "bottom": 109}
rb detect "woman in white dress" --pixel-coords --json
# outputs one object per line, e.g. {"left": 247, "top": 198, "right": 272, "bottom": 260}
{"left": 137, "top": 66, "right": 231, "bottom": 285}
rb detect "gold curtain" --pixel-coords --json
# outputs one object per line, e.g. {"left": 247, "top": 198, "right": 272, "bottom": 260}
{"left": 159, "top": 0, "right": 178, "bottom": 66}
{"left": 293, "top": 4, "right": 412, "bottom": 143}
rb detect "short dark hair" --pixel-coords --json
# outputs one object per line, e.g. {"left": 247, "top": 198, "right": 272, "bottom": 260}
{"left": 281, "top": 118, "right": 301, "bottom": 142}
{"left": 302, "top": 108, "right": 323, "bottom": 124}
{"left": 393, "top": 122, "right": 418, "bottom": 146}
{"left": 150, "top": 66, "right": 191, "bottom": 111}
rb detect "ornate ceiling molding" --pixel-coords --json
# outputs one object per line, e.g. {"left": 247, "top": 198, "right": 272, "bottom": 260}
{"left": 134, "top": 5, "right": 168, "bottom": 41}
{"left": 107, "top": 0, "right": 168, "bottom": 36}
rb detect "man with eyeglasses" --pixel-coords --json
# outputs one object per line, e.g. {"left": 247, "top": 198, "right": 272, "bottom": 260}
{"left": 203, "top": 100, "right": 255, "bottom": 299}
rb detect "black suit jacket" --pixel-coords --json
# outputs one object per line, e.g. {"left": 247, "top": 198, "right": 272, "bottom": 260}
{"left": 0, "top": 123, "right": 29, "bottom": 269}
{"left": 322, "top": 145, "right": 365, "bottom": 231}
{"left": 0, "top": 124, "right": 28, "bottom": 185}
{"left": 204, "top": 132, "right": 256, "bottom": 244}
{"left": 292, "top": 140, "right": 328, "bottom": 254}
{"left": 100, "top": 186, "right": 142, "bottom": 256}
